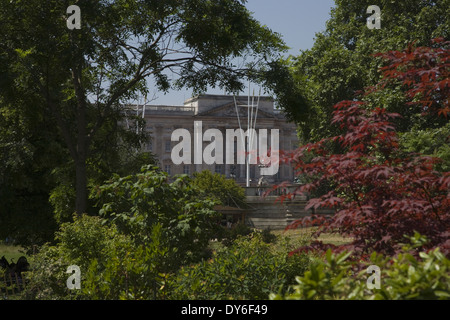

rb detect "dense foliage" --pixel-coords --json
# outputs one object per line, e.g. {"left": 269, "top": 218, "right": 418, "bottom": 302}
{"left": 4, "top": 1, "right": 449, "bottom": 301}
{"left": 284, "top": 0, "right": 449, "bottom": 142}
{"left": 272, "top": 234, "right": 450, "bottom": 300}
{"left": 169, "top": 232, "right": 312, "bottom": 300}
{"left": 191, "top": 170, "right": 247, "bottom": 209}
{"left": 22, "top": 165, "right": 224, "bottom": 299}
{"left": 0, "top": 0, "right": 287, "bottom": 230}
{"left": 22, "top": 215, "right": 171, "bottom": 300}
{"left": 21, "top": 214, "right": 312, "bottom": 300}
{"left": 90, "top": 166, "right": 221, "bottom": 269}
{"left": 281, "top": 40, "right": 449, "bottom": 257}
{"left": 284, "top": 100, "right": 449, "bottom": 257}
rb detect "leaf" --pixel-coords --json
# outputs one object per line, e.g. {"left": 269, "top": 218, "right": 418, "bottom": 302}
{"left": 336, "top": 251, "right": 352, "bottom": 265}
{"left": 435, "top": 291, "right": 450, "bottom": 298}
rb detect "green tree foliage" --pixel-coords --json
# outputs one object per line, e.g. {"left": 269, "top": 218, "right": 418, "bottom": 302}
{"left": 0, "top": 95, "right": 63, "bottom": 246}
{"left": 285, "top": 0, "right": 449, "bottom": 142}
{"left": 23, "top": 165, "right": 224, "bottom": 299}
{"left": 0, "top": 0, "right": 287, "bottom": 217}
{"left": 400, "top": 122, "right": 450, "bottom": 172}
{"left": 191, "top": 170, "right": 247, "bottom": 208}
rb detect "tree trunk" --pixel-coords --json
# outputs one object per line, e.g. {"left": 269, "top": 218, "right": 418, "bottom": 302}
{"left": 74, "top": 95, "right": 88, "bottom": 215}
{"left": 75, "top": 158, "right": 87, "bottom": 214}
{"left": 73, "top": 65, "right": 88, "bottom": 215}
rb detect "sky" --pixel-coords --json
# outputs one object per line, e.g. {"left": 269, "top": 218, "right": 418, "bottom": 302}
{"left": 148, "top": 0, "right": 336, "bottom": 106}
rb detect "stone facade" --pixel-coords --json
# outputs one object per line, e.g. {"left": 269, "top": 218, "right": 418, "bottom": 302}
{"left": 136, "top": 94, "right": 298, "bottom": 186}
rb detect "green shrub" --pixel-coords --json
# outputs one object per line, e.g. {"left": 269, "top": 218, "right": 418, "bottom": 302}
{"left": 21, "top": 215, "right": 125, "bottom": 300}
{"left": 220, "top": 223, "right": 254, "bottom": 246}
{"left": 271, "top": 234, "right": 450, "bottom": 300}
{"left": 400, "top": 122, "right": 450, "bottom": 172}
{"left": 261, "top": 228, "right": 277, "bottom": 244}
{"left": 82, "top": 223, "right": 171, "bottom": 300}
{"left": 91, "top": 166, "right": 221, "bottom": 270}
{"left": 20, "top": 243, "right": 75, "bottom": 300}
{"left": 191, "top": 170, "right": 247, "bottom": 209}
{"left": 169, "top": 233, "right": 312, "bottom": 300}
{"left": 21, "top": 215, "right": 171, "bottom": 300}
{"left": 22, "top": 166, "right": 231, "bottom": 300}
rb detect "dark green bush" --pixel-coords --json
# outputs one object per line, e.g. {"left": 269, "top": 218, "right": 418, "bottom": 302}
{"left": 220, "top": 223, "right": 253, "bottom": 247}
{"left": 191, "top": 170, "right": 247, "bottom": 209}
{"left": 21, "top": 215, "right": 171, "bottom": 300}
{"left": 169, "top": 232, "right": 312, "bottom": 300}
{"left": 21, "top": 215, "right": 129, "bottom": 300}
{"left": 261, "top": 228, "right": 277, "bottom": 244}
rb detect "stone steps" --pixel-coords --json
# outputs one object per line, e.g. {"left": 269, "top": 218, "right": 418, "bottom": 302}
{"left": 244, "top": 196, "right": 335, "bottom": 230}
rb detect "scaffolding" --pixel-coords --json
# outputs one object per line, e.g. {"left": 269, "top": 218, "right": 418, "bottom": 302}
{"left": 233, "top": 85, "right": 261, "bottom": 187}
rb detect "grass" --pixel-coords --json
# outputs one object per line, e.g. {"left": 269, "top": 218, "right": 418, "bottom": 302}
{"left": 0, "top": 243, "right": 28, "bottom": 263}
{"left": 208, "top": 226, "right": 352, "bottom": 256}
{"left": 0, "top": 243, "right": 29, "bottom": 300}
{"left": 272, "top": 227, "right": 353, "bottom": 246}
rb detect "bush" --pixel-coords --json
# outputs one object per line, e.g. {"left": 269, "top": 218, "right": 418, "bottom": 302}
{"left": 261, "top": 228, "right": 277, "bottom": 244}
{"left": 21, "top": 215, "right": 171, "bottom": 300}
{"left": 220, "top": 223, "right": 254, "bottom": 247}
{"left": 169, "top": 232, "right": 312, "bottom": 300}
{"left": 82, "top": 223, "right": 170, "bottom": 300}
{"left": 191, "top": 170, "right": 247, "bottom": 209}
{"left": 91, "top": 166, "right": 222, "bottom": 270}
{"left": 21, "top": 215, "right": 127, "bottom": 300}
{"left": 400, "top": 122, "right": 450, "bottom": 172}
{"left": 271, "top": 234, "right": 450, "bottom": 300}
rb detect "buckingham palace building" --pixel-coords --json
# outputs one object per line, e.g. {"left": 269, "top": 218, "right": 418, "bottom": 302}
{"left": 129, "top": 94, "right": 299, "bottom": 186}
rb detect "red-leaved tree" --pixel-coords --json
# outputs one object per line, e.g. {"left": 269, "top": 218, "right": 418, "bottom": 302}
{"left": 281, "top": 39, "right": 450, "bottom": 257}
{"left": 373, "top": 37, "right": 449, "bottom": 118}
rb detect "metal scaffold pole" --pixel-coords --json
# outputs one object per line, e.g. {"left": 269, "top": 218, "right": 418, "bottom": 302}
{"left": 234, "top": 84, "right": 260, "bottom": 188}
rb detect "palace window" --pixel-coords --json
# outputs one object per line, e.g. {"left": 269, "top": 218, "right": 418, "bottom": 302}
{"left": 215, "top": 164, "right": 223, "bottom": 175}
{"left": 165, "top": 141, "right": 171, "bottom": 153}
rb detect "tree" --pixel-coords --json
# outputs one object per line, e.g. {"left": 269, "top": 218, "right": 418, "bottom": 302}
{"left": 0, "top": 0, "right": 287, "bottom": 215}
{"left": 284, "top": 0, "right": 449, "bottom": 142}
{"left": 0, "top": 91, "right": 66, "bottom": 246}
{"left": 281, "top": 41, "right": 450, "bottom": 257}
{"left": 368, "top": 37, "right": 450, "bottom": 171}
{"left": 285, "top": 101, "right": 449, "bottom": 257}
{"left": 191, "top": 170, "right": 247, "bottom": 209}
